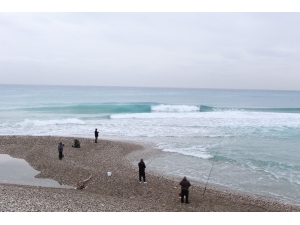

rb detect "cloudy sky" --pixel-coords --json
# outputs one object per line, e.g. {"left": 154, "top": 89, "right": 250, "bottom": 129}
{"left": 1, "top": 11, "right": 300, "bottom": 90}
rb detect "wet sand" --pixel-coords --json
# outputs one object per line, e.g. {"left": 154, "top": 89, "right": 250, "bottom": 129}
{"left": 0, "top": 135, "right": 299, "bottom": 212}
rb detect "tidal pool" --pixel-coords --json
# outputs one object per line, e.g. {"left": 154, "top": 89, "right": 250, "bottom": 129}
{"left": 0, "top": 154, "right": 73, "bottom": 189}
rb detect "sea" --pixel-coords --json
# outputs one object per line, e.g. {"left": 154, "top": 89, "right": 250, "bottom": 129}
{"left": 1, "top": 84, "right": 300, "bottom": 205}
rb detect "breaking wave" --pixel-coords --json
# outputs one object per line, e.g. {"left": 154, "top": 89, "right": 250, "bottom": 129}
{"left": 200, "top": 105, "right": 300, "bottom": 113}
{"left": 17, "top": 103, "right": 300, "bottom": 115}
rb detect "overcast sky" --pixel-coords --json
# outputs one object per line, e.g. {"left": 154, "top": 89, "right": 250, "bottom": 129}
{"left": 1, "top": 12, "right": 300, "bottom": 90}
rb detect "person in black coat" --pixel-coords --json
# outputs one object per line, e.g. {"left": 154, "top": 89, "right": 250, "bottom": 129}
{"left": 94, "top": 128, "right": 99, "bottom": 143}
{"left": 179, "top": 176, "right": 191, "bottom": 203}
{"left": 58, "top": 142, "right": 64, "bottom": 160}
{"left": 138, "top": 159, "right": 147, "bottom": 183}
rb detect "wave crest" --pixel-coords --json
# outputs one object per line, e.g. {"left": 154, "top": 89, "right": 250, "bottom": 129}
{"left": 152, "top": 104, "right": 199, "bottom": 112}
{"left": 200, "top": 105, "right": 300, "bottom": 113}
{"left": 20, "top": 104, "right": 152, "bottom": 114}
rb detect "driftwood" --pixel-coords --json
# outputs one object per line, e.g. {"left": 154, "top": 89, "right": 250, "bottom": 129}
{"left": 76, "top": 174, "right": 92, "bottom": 190}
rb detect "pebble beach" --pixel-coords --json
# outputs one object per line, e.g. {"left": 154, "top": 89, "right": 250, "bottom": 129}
{"left": 1, "top": 135, "right": 300, "bottom": 212}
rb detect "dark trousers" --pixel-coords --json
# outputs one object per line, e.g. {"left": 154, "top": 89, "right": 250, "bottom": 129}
{"left": 139, "top": 172, "right": 146, "bottom": 182}
{"left": 181, "top": 190, "right": 189, "bottom": 203}
{"left": 59, "top": 151, "right": 63, "bottom": 160}
{"left": 95, "top": 136, "right": 98, "bottom": 143}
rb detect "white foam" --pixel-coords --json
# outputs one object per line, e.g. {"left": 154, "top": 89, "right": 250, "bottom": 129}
{"left": 110, "top": 112, "right": 202, "bottom": 119}
{"left": 16, "top": 118, "right": 85, "bottom": 127}
{"left": 151, "top": 104, "right": 199, "bottom": 112}
{"left": 109, "top": 111, "right": 300, "bottom": 128}
{"left": 157, "top": 143, "right": 214, "bottom": 159}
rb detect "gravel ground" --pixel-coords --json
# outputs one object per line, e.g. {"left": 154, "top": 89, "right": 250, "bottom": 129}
{"left": 1, "top": 135, "right": 299, "bottom": 212}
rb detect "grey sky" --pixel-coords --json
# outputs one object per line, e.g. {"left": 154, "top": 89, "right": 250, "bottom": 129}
{"left": 1, "top": 12, "right": 300, "bottom": 90}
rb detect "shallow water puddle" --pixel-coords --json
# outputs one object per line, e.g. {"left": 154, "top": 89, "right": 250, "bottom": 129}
{"left": 0, "top": 154, "right": 73, "bottom": 189}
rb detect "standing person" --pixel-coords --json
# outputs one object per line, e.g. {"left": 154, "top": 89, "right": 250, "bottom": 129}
{"left": 58, "top": 142, "right": 64, "bottom": 160}
{"left": 179, "top": 176, "right": 191, "bottom": 203}
{"left": 138, "top": 159, "right": 147, "bottom": 183}
{"left": 94, "top": 128, "right": 99, "bottom": 143}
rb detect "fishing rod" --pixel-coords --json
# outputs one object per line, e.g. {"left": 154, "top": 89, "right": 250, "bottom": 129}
{"left": 202, "top": 148, "right": 219, "bottom": 197}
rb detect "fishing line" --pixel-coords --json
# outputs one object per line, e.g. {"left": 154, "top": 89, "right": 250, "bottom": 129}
{"left": 202, "top": 148, "right": 219, "bottom": 197}
{"left": 140, "top": 153, "right": 178, "bottom": 182}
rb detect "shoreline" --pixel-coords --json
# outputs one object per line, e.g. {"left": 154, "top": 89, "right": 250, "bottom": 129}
{"left": 1, "top": 135, "right": 299, "bottom": 212}
{"left": 124, "top": 139, "right": 300, "bottom": 208}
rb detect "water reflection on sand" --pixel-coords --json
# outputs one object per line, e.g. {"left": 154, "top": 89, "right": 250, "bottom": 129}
{"left": 0, "top": 154, "right": 73, "bottom": 189}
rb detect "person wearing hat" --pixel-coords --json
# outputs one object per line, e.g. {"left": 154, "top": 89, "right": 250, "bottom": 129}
{"left": 179, "top": 176, "right": 191, "bottom": 203}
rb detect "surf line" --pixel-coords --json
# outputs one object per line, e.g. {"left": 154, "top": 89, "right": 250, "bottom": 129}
{"left": 202, "top": 148, "right": 219, "bottom": 197}
{"left": 146, "top": 153, "right": 179, "bottom": 166}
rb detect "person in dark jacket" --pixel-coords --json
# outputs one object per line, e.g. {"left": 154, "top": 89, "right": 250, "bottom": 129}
{"left": 94, "top": 128, "right": 99, "bottom": 143}
{"left": 138, "top": 159, "right": 147, "bottom": 183}
{"left": 179, "top": 176, "right": 191, "bottom": 203}
{"left": 58, "top": 142, "right": 64, "bottom": 160}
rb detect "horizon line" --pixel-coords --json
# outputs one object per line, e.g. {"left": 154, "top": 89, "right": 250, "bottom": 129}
{"left": 1, "top": 83, "right": 300, "bottom": 92}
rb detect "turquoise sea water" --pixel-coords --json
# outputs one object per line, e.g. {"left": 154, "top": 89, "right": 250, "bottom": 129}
{"left": 1, "top": 84, "right": 300, "bottom": 205}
